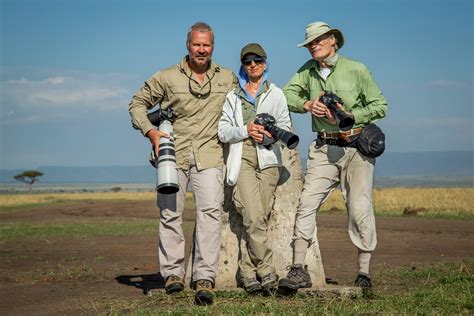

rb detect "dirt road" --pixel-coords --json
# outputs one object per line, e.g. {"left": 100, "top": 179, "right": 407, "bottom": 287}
{"left": 1, "top": 200, "right": 473, "bottom": 314}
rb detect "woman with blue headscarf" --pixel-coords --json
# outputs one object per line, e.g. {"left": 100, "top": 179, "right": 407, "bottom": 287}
{"left": 218, "top": 43, "right": 292, "bottom": 293}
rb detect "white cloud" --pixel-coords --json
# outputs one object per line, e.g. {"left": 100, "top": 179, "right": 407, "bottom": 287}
{"left": 2, "top": 75, "right": 130, "bottom": 110}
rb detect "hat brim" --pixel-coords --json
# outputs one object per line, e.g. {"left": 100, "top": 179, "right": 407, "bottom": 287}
{"left": 297, "top": 29, "right": 344, "bottom": 49}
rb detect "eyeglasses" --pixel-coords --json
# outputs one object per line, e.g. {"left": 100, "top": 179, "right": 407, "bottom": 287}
{"left": 241, "top": 55, "right": 265, "bottom": 66}
{"left": 182, "top": 69, "right": 215, "bottom": 99}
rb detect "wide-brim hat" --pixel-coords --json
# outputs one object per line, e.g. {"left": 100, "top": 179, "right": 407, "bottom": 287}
{"left": 240, "top": 43, "right": 267, "bottom": 60}
{"left": 297, "top": 21, "right": 344, "bottom": 48}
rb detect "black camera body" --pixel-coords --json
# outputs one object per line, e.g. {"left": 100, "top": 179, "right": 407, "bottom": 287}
{"left": 254, "top": 113, "right": 299, "bottom": 149}
{"left": 147, "top": 107, "right": 176, "bottom": 126}
{"left": 320, "top": 91, "right": 354, "bottom": 131}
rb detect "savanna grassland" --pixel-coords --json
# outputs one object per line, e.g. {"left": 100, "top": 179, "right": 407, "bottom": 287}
{"left": 0, "top": 188, "right": 473, "bottom": 314}
{"left": 2, "top": 187, "right": 473, "bottom": 218}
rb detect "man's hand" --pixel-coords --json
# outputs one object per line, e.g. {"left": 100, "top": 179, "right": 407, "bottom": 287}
{"left": 247, "top": 121, "right": 272, "bottom": 143}
{"left": 146, "top": 129, "right": 170, "bottom": 159}
{"left": 304, "top": 91, "right": 343, "bottom": 126}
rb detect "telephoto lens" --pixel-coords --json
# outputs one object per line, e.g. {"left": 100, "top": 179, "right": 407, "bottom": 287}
{"left": 254, "top": 113, "right": 299, "bottom": 149}
{"left": 156, "top": 119, "right": 179, "bottom": 194}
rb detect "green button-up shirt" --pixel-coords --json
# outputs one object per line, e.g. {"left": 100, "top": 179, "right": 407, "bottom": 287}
{"left": 129, "top": 57, "right": 235, "bottom": 170}
{"left": 284, "top": 55, "right": 388, "bottom": 132}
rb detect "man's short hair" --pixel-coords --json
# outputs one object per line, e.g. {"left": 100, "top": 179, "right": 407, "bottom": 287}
{"left": 186, "top": 22, "right": 214, "bottom": 46}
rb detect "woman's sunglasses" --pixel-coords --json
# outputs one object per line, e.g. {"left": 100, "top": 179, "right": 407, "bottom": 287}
{"left": 241, "top": 55, "right": 265, "bottom": 66}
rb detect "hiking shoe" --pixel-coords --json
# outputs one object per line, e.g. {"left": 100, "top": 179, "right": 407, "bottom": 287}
{"left": 165, "top": 275, "right": 184, "bottom": 294}
{"left": 278, "top": 264, "right": 312, "bottom": 290}
{"left": 195, "top": 279, "right": 214, "bottom": 305}
{"left": 241, "top": 277, "right": 262, "bottom": 293}
{"left": 355, "top": 273, "right": 372, "bottom": 289}
{"left": 261, "top": 272, "right": 278, "bottom": 291}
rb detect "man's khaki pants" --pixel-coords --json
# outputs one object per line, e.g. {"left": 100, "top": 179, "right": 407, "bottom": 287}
{"left": 157, "top": 151, "right": 223, "bottom": 284}
{"left": 234, "top": 140, "right": 279, "bottom": 279}
{"left": 294, "top": 141, "right": 377, "bottom": 252}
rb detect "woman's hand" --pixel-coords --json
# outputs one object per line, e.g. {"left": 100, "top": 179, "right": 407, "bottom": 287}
{"left": 247, "top": 121, "right": 272, "bottom": 143}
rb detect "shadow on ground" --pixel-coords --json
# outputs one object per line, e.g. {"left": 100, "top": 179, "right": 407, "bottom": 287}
{"left": 115, "top": 273, "right": 165, "bottom": 295}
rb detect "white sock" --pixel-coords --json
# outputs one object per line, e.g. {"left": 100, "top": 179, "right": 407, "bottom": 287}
{"left": 358, "top": 250, "right": 372, "bottom": 275}
{"left": 293, "top": 239, "right": 309, "bottom": 265}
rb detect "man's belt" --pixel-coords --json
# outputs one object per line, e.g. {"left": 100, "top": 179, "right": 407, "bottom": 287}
{"left": 318, "top": 127, "right": 363, "bottom": 140}
{"left": 317, "top": 127, "right": 363, "bottom": 147}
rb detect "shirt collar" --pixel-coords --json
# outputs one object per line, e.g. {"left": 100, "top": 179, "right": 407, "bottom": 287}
{"left": 310, "top": 53, "right": 340, "bottom": 70}
{"left": 324, "top": 53, "right": 339, "bottom": 67}
{"left": 179, "top": 56, "right": 220, "bottom": 77}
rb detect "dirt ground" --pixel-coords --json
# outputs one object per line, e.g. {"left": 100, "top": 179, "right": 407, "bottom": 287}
{"left": 1, "top": 200, "right": 473, "bottom": 315}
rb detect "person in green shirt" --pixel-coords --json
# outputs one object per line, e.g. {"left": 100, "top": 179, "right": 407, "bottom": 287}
{"left": 278, "top": 21, "right": 388, "bottom": 292}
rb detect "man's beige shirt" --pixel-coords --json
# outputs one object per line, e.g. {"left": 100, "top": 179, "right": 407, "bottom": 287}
{"left": 129, "top": 57, "right": 235, "bottom": 171}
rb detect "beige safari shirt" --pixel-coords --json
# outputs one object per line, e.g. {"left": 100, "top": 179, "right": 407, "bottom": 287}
{"left": 129, "top": 57, "right": 235, "bottom": 171}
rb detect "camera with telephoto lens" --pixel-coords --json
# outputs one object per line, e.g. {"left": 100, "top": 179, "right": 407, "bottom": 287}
{"left": 147, "top": 108, "right": 179, "bottom": 195}
{"left": 320, "top": 91, "right": 355, "bottom": 131}
{"left": 254, "top": 113, "right": 299, "bottom": 149}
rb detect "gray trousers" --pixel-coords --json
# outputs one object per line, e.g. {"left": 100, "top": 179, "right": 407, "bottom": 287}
{"left": 234, "top": 141, "right": 279, "bottom": 279}
{"left": 294, "top": 141, "right": 377, "bottom": 253}
{"left": 157, "top": 151, "right": 223, "bottom": 283}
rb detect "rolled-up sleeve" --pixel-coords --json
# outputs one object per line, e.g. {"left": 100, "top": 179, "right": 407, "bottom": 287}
{"left": 352, "top": 66, "right": 388, "bottom": 125}
{"left": 284, "top": 70, "right": 309, "bottom": 114}
{"left": 128, "top": 73, "right": 165, "bottom": 136}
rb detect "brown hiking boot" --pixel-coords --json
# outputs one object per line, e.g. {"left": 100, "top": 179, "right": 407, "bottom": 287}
{"left": 194, "top": 279, "right": 214, "bottom": 305}
{"left": 165, "top": 275, "right": 184, "bottom": 294}
{"left": 241, "top": 277, "right": 262, "bottom": 293}
{"left": 261, "top": 272, "right": 279, "bottom": 291}
{"left": 278, "top": 264, "right": 312, "bottom": 290}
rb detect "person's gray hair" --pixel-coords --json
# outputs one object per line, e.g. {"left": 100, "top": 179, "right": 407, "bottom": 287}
{"left": 186, "top": 22, "right": 214, "bottom": 46}
{"left": 328, "top": 33, "right": 339, "bottom": 51}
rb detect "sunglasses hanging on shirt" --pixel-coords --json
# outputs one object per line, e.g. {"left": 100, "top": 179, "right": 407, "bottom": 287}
{"left": 181, "top": 69, "right": 215, "bottom": 99}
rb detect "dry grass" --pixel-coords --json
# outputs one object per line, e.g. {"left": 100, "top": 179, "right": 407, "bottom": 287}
{"left": 1, "top": 188, "right": 472, "bottom": 218}
{"left": 0, "top": 192, "right": 156, "bottom": 208}
{"left": 320, "top": 188, "right": 474, "bottom": 218}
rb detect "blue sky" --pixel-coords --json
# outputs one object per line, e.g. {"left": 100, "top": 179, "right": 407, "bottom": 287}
{"left": 0, "top": 0, "right": 472, "bottom": 169}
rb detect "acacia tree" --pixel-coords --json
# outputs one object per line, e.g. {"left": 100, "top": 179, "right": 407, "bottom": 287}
{"left": 13, "top": 170, "right": 44, "bottom": 192}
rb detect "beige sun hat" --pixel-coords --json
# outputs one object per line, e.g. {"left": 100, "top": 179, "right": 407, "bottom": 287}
{"left": 297, "top": 21, "right": 344, "bottom": 48}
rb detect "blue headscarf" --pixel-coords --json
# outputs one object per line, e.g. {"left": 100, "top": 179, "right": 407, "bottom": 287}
{"left": 237, "top": 61, "right": 269, "bottom": 106}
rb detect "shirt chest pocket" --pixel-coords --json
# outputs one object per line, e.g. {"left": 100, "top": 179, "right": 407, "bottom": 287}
{"left": 334, "top": 87, "right": 359, "bottom": 108}
{"left": 213, "top": 82, "right": 231, "bottom": 94}
{"left": 168, "top": 84, "right": 191, "bottom": 116}
{"left": 208, "top": 82, "right": 231, "bottom": 112}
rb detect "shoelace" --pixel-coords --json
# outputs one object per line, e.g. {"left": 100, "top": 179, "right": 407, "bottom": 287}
{"left": 286, "top": 265, "right": 300, "bottom": 277}
{"left": 197, "top": 280, "right": 211, "bottom": 288}
{"left": 357, "top": 277, "right": 371, "bottom": 287}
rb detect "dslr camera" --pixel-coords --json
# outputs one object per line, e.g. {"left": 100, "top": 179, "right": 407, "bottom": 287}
{"left": 254, "top": 113, "right": 299, "bottom": 149}
{"left": 147, "top": 108, "right": 179, "bottom": 194}
{"left": 320, "top": 91, "right": 355, "bottom": 131}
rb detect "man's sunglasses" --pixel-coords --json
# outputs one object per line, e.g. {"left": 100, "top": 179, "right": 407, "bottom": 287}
{"left": 241, "top": 56, "right": 265, "bottom": 66}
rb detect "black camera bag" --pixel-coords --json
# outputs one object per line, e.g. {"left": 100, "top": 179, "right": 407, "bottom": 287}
{"left": 356, "top": 124, "right": 385, "bottom": 158}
